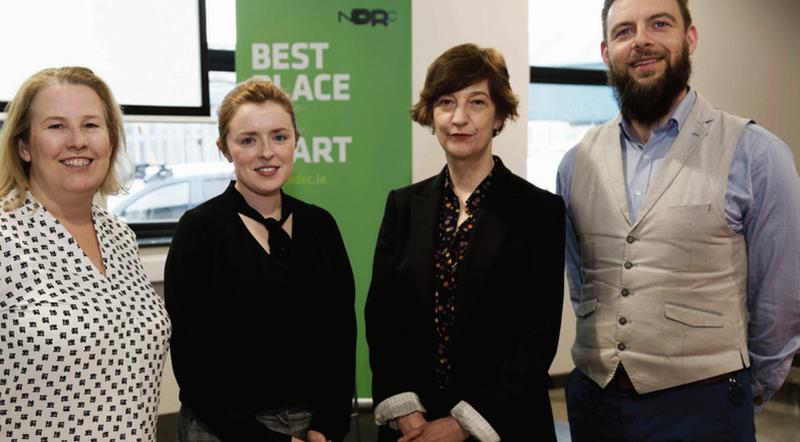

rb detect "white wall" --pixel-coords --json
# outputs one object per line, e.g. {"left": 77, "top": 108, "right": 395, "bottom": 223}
{"left": 691, "top": 0, "right": 800, "bottom": 167}
{"left": 138, "top": 276, "right": 180, "bottom": 415}
{"left": 411, "top": 0, "right": 529, "bottom": 181}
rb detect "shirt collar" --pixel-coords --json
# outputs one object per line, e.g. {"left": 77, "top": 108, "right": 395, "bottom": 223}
{"left": 442, "top": 156, "right": 499, "bottom": 189}
{"left": 619, "top": 88, "right": 697, "bottom": 142}
{"left": 442, "top": 156, "right": 497, "bottom": 212}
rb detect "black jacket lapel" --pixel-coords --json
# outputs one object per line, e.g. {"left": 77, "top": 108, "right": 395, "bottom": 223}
{"left": 455, "top": 162, "right": 512, "bottom": 335}
{"left": 410, "top": 172, "right": 443, "bottom": 311}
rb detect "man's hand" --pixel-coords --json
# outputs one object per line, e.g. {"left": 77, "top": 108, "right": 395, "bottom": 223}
{"left": 397, "top": 417, "right": 470, "bottom": 442}
{"left": 396, "top": 411, "right": 427, "bottom": 435}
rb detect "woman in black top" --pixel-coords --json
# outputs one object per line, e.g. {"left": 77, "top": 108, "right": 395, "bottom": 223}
{"left": 365, "top": 44, "right": 565, "bottom": 441}
{"left": 165, "top": 79, "right": 356, "bottom": 442}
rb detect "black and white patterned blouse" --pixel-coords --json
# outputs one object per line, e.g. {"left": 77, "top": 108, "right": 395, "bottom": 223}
{"left": 0, "top": 192, "right": 171, "bottom": 441}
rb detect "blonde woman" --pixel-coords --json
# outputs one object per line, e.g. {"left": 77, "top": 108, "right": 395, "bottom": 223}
{"left": 0, "top": 66, "right": 171, "bottom": 441}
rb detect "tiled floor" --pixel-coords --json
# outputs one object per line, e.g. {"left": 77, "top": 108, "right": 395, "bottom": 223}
{"left": 158, "top": 387, "right": 799, "bottom": 441}
{"left": 547, "top": 388, "right": 800, "bottom": 442}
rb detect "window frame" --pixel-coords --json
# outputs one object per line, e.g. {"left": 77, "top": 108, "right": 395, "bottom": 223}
{"left": 128, "top": 49, "right": 236, "bottom": 246}
{"left": 530, "top": 66, "right": 608, "bottom": 86}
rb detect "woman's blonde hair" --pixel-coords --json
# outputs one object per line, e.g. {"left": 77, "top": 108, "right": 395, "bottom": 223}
{"left": 0, "top": 66, "right": 127, "bottom": 209}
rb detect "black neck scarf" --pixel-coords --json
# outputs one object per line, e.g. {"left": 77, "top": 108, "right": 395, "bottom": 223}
{"left": 229, "top": 183, "right": 294, "bottom": 269}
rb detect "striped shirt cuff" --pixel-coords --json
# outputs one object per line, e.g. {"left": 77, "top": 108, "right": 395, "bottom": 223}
{"left": 450, "top": 400, "right": 500, "bottom": 442}
{"left": 374, "top": 392, "right": 426, "bottom": 429}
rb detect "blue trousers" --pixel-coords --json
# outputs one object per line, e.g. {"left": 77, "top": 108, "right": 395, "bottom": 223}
{"left": 566, "top": 368, "right": 756, "bottom": 441}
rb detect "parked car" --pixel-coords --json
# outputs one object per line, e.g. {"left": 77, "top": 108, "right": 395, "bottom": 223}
{"left": 108, "top": 162, "right": 234, "bottom": 224}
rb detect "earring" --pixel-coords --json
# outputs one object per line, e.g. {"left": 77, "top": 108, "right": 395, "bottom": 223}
{"left": 493, "top": 128, "right": 499, "bottom": 137}
{"left": 431, "top": 127, "right": 436, "bottom": 135}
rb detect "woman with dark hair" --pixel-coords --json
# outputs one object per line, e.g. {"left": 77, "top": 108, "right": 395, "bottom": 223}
{"left": 366, "top": 43, "right": 565, "bottom": 441}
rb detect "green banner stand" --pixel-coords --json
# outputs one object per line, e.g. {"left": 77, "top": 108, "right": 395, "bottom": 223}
{"left": 236, "top": 0, "right": 411, "bottom": 399}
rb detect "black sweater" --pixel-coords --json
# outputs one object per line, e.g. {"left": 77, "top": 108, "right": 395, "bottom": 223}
{"left": 165, "top": 182, "right": 356, "bottom": 441}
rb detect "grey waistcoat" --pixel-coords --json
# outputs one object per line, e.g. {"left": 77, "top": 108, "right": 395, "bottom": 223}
{"left": 569, "top": 94, "right": 750, "bottom": 393}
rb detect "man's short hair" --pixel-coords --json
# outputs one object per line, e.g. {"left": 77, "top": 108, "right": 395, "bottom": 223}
{"left": 602, "top": 0, "right": 693, "bottom": 41}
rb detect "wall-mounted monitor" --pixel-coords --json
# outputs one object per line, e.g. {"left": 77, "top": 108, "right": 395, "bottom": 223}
{"left": 0, "top": 0, "right": 209, "bottom": 117}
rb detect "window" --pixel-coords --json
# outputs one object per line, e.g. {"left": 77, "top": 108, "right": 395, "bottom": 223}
{"left": 529, "top": 0, "right": 605, "bottom": 70}
{"left": 113, "top": 0, "right": 238, "bottom": 245}
{"left": 104, "top": 1, "right": 238, "bottom": 244}
{"left": 527, "top": 0, "right": 619, "bottom": 192}
{"left": 122, "top": 71, "right": 236, "bottom": 169}
{"left": 527, "top": 83, "right": 617, "bottom": 191}
{"left": 202, "top": 177, "right": 231, "bottom": 200}
{"left": 118, "top": 181, "right": 191, "bottom": 222}
{"left": 0, "top": 0, "right": 209, "bottom": 116}
{"left": 205, "top": 0, "right": 236, "bottom": 50}
{"left": 116, "top": 71, "right": 236, "bottom": 243}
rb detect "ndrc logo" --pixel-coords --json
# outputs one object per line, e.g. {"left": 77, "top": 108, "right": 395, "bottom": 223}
{"left": 337, "top": 8, "right": 397, "bottom": 26}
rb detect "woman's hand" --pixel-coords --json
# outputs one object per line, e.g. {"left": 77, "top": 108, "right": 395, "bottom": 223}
{"left": 306, "top": 430, "right": 330, "bottom": 442}
{"left": 396, "top": 411, "right": 427, "bottom": 435}
{"left": 397, "top": 417, "right": 469, "bottom": 442}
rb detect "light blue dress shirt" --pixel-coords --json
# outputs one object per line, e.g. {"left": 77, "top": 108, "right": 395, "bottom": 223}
{"left": 556, "top": 90, "right": 800, "bottom": 404}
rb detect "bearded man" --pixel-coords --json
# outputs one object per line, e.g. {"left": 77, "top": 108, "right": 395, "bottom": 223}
{"left": 556, "top": 0, "right": 800, "bottom": 440}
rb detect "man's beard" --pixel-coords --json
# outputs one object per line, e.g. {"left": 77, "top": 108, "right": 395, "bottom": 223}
{"left": 608, "top": 44, "right": 692, "bottom": 127}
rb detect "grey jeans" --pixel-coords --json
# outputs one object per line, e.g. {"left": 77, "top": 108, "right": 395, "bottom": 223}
{"left": 177, "top": 404, "right": 313, "bottom": 442}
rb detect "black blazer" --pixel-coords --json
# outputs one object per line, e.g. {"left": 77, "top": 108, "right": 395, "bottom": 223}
{"left": 165, "top": 184, "right": 355, "bottom": 441}
{"left": 365, "top": 159, "right": 565, "bottom": 441}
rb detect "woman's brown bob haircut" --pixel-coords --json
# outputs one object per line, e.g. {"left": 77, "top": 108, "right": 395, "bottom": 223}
{"left": 217, "top": 78, "right": 299, "bottom": 156}
{"left": 411, "top": 43, "right": 519, "bottom": 136}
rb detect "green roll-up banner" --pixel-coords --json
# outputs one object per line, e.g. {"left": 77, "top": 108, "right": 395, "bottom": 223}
{"left": 236, "top": 1, "right": 411, "bottom": 399}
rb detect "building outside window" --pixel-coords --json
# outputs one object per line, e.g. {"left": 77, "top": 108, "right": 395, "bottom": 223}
{"left": 526, "top": 0, "right": 618, "bottom": 192}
